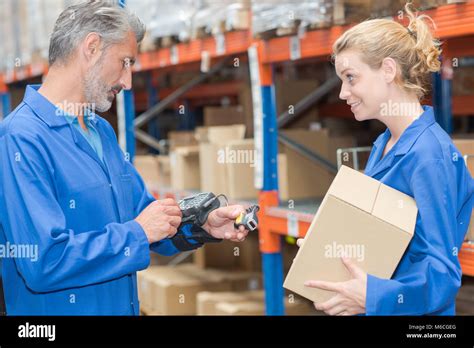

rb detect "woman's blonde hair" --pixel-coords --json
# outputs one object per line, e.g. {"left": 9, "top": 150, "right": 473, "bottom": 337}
{"left": 332, "top": 2, "right": 441, "bottom": 99}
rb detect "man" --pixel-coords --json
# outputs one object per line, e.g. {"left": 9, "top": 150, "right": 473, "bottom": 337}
{"left": 0, "top": 1, "right": 250, "bottom": 315}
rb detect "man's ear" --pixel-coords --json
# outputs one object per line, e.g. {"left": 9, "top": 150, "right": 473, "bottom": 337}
{"left": 381, "top": 57, "right": 398, "bottom": 84}
{"left": 82, "top": 32, "right": 102, "bottom": 63}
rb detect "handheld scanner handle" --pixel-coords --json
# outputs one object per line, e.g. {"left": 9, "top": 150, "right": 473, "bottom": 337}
{"left": 235, "top": 205, "right": 260, "bottom": 231}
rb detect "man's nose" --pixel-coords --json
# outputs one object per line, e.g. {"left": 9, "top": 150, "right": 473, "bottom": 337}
{"left": 120, "top": 68, "right": 132, "bottom": 91}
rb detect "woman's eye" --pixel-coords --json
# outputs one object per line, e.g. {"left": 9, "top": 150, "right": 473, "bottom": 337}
{"left": 347, "top": 74, "right": 354, "bottom": 83}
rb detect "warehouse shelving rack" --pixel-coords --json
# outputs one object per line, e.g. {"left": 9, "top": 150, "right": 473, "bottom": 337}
{"left": 1, "top": 1, "right": 474, "bottom": 315}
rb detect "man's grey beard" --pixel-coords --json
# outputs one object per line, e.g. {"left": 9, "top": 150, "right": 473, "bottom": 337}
{"left": 83, "top": 57, "right": 113, "bottom": 113}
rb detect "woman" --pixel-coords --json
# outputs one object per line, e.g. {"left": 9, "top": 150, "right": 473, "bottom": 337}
{"left": 298, "top": 3, "right": 474, "bottom": 315}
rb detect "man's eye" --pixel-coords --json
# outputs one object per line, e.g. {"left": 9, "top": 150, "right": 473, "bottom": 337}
{"left": 123, "top": 59, "right": 131, "bottom": 69}
{"left": 347, "top": 74, "right": 354, "bottom": 83}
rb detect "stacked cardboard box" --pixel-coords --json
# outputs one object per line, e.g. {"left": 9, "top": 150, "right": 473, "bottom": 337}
{"left": 133, "top": 155, "right": 171, "bottom": 190}
{"left": 168, "top": 131, "right": 198, "bottom": 151}
{"left": 194, "top": 232, "right": 261, "bottom": 272}
{"left": 275, "top": 79, "right": 320, "bottom": 129}
{"left": 453, "top": 139, "right": 474, "bottom": 241}
{"left": 203, "top": 106, "right": 246, "bottom": 127}
{"left": 198, "top": 125, "right": 258, "bottom": 200}
{"left": 197, "top": 290, "right": 315, "bottom": 315}
{"left": 137, "top": 264, "right": 261, "bottom": 315}
{"left": 170, "top": 146, "right": 201, "bottom": 191}
{"left": 278, "top": 128, "right": 356, "bottom": 200}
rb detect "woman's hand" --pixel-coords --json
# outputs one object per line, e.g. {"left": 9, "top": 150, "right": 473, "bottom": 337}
{"left": 297, "top": 238, "right": 368, "bottom": 316}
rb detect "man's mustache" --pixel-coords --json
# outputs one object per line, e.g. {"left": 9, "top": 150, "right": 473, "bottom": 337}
{"left": 110, "top": 86, "right": 122, "bottom": 95}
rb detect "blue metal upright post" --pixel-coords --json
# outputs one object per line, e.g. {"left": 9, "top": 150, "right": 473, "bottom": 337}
{"left": 249, "top": 43, "right": 284, "bottom": 315}
{"left": 0, "top": 92, "right": 12, "bottom": 121}
{"left": 433, "top": 58, "right": 453, "bottom": 134}
{"left": 117, "top": 0, "right": 136, "bottom": 161}
{"left": 123, "top": 90, "right": 136, "bottom": 161}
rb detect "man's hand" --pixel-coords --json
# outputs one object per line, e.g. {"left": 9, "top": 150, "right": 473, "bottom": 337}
{"left": 202, "top": 205, "right": 250, "bottom": 242}
{"left": 135, "top": 198, "right": 182, "bottom": 244}
{"left": 297, "top": 238, "right": 367, "bottom": 316}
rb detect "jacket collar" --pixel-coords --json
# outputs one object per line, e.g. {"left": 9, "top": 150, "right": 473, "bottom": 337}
{"left": 23, "top": 84, "right": 99, "bottom": 128}
{"left": 367, "top": 106, "right": 436, "bottom": 177}
{"left": 372, "top": 105, "right": 436, "bottom": 155}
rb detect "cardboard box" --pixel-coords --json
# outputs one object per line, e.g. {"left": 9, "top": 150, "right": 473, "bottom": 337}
{"left": 168, "top": 131, "right": 198, "bottom": 151}
{"left": 203, "top": 106, "right": 245, "bottom": 127}
{"left": 284, "top": 165, "right": 418, "bottom": 303}
{"left": 137, "top": 265, "right": 233, "bottom": 315}
{"left": 279, "top": 129, "right": 355, "bottom": 199}
{"left": 238, "top": 85, "right": 255, "bottom": 137}
{"left": 194, "top": 233, "right": 261, "bottom": 272}
{"left": 453, "top": 139, "right": 474, "bottom": 241}
{"left": 194, "top": 240, "right": 240, "bottom": 269}
{"left": 170, "top": 146, "right": 200, "bottom": 190}
{"left": 453, "top": 139, "right": 474, "bottom": 174}
{"left": 275, "top": 79, "right": 320, "bottom": 129}
{"left": 235, "top": 233, "right": 262, "bottom": 272}
{"left": 197, "top": 290, "right": 314, "bottom": 315}
{"left": 197, "top": 291, "right": 261, "bottom": 315}
{"left": 138, "top": 264, "right": 262, "bottom": 315}
{"left": 134, "top": 155, "right": 160, "bottom": 184}
{"left": 223, "top": 139, "right": 258, "bottom": 200}
{"left": 157, "top": 155, "right": 171, "bottom": 188}
{"left": 199, "top": 125, "right": 246, "bottom": 196}
{"left": 278, "top": 153, "right": 289, "bottom": 200}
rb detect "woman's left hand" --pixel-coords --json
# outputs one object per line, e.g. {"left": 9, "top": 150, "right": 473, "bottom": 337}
{"left": 304, "top": 256, "right": 368, "bottom": 316}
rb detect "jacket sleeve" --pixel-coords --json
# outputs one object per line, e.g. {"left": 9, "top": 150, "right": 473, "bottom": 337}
{"left": 0, "top": 132, "right": 151, "bottom": 293}
{"left": 365, "top": 159, "right": 463, "bottom": 315}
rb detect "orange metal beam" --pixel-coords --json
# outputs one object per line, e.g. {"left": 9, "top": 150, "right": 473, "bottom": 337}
{"left": 135, "top": 30, "right": 251, "bottom": 72}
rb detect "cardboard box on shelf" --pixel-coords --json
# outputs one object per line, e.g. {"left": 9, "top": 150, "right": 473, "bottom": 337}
{"left": 278, "top": 153, "right": 289, "bottom": 201}
{"left": 279, "top": 129, "right": 356, "bottom": 200}
{"left": 170, "top": 146, "right": 200, "bottom": 191}
{"left": 284, "top": 165, "right": 418, "bottom": 303}
{"left": 137, "top": 264, "right": 232, "bottom": 315}
{"left": 168, "top": 131, "right": 198, "bottom": 151}
{"left": 197, "top": 289, "right": 314, "bottom": 315}
{"left": 156, "top": 155, "right": 171, "bottom": 188}
{"left": 194, "top": 240, "right": 239, "bottom": 269}
{"left": 203, "top": 106, "right": 245, "bottom": 127}
{"left": 134, "top": 155, "right": 160, "bottom": 184}
{"left": 194, "top": 233, "right": 261, "bottom": 272}
{"left": 453, "top": 139, "right": 474, "bottom": 241}
{"left": 199, "top": 125, "right": 246, "bottom": 194}
{"left": 238, "top": 85, "right": 255, "bottom": 138}
{"left": 274, "top": 79, "right": 320, "bottom": 129}
{"left": 224, "top": 139, "right": 259, "bottom": 200}
{"left": 197, "top": 291, "right": 262, "bottom": 315}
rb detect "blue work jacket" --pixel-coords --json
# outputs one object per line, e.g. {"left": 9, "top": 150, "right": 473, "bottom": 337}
{"left": 364, "top": 106, "right": 473, "bottom": 315}
{"left": 0, "top": 85, "right": 186, "bottom": 315}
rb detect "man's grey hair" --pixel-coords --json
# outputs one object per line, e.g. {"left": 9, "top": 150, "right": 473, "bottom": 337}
{"left": 48, "top": 1, "right": 145, "bottom": 66}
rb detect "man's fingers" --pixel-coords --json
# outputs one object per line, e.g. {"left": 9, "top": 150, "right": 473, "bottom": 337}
{"left": 168, "top": 216, "right": 181, "bottom": 228}
{"left": 163, "top": 206, "right": 182, "bottom": 217}
{"left": 304, "top": 280, "right": 342, "bottom": 293}
{"left": 155, "top": 198, "right": 178, "bottom": 206}
{"left": 215, "top": 205, "right": 245, "bottom": 219}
